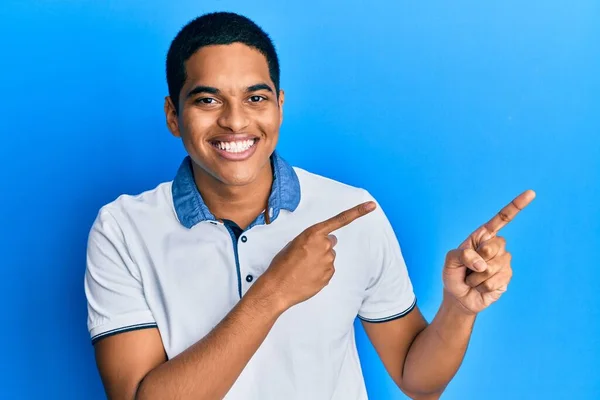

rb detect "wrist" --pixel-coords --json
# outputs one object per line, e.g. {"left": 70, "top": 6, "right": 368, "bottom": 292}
{"left": 246, "top": 274, "right": 290, "bottom": 318}
{"left": 429, "top": 290, "right": 477, "bottom": 349}
{"left": 441, "top": 289, "right": 478, "bottom": 320}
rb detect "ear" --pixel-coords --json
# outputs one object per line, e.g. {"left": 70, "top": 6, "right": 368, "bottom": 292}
{"left": 164, "top": 96, "right": 181, "bottom": 138}
{"left": 278, "top": 89, "right": 285, "bottom": 126}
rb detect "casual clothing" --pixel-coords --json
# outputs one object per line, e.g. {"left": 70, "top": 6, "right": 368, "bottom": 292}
{"left": 85, "top": 152, "right": 416, "bottom": 399}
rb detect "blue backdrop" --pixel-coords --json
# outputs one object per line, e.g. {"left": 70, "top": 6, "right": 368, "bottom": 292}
{"left": 1, "top": 1, "right": 598, "bottom": 399}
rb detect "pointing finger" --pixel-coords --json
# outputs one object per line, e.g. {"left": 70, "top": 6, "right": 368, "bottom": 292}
{"left": 484, "top": 189, "right": 536, "bottom": 235}
{"left": 312, "top": 201, "right": 376, "bottom": 234}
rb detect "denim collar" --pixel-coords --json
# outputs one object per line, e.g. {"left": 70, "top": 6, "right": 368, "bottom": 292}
{"left": 172, "top": 151, "right": 301, "bottom": 229}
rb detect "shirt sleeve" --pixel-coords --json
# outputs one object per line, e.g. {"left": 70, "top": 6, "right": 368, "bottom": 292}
{"left": 357, "top": 192, "right": 417, "bottom": 323}
{"left": 84, "top": 208, "right": 157, "bottom": 344}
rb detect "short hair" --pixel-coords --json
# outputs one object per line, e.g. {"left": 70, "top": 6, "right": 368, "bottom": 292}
{"left": 166, "top": 12, "right": 281, "bottom": 113}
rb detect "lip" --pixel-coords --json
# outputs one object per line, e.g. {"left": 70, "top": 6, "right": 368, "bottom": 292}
{"left": 209, "top": 136, "right": 260, "bottom": 162}
{"left": 209, "top": 133, "right": 259, "bottom": 142}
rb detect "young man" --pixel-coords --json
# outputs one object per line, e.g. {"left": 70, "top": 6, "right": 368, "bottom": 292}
{"left": 85, "top": 12, "right": 535, "bottom": 400}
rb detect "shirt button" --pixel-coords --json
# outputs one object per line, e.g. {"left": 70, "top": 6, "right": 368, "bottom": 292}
{"left": 246, "top": 274, "right": 253, "bottom": 283}
{"left": 241, "top": 236, "right": 248, "bottom": 243}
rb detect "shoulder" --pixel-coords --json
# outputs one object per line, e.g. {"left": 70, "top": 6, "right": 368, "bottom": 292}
{"left": 292, "top": 167, "right": 386, "bottom": 230}
{"left": 293, "top": 167, "right": 373, "bottom": 205}
{"left": 93, "top": 181, "right": 175, "bottom": 231}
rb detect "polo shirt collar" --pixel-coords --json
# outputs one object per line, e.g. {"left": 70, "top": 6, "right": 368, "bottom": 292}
{"left": 172, "top": 151, "right": 301, "bottom": 229}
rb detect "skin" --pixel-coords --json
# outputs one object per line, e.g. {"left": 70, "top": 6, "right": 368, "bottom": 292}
{"left": 166, "top": 43, "right": 285, "bottom": 228}
{"left": 93, "top": 42, "right": 536, "bottom": 400}
{"left": 364, "top": 189, "right": 536, "bottom": 398}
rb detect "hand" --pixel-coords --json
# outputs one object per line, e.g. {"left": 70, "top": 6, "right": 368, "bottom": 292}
{"left": 442, "top": 190, "right": 536, "bottom": 314}
{"left": 262, "top": 201, "right": 376, "bottom": 310}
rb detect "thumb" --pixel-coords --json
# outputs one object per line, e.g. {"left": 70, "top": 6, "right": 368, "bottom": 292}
{"left": 445, "top": 248, "right": 488, "bottom": 273}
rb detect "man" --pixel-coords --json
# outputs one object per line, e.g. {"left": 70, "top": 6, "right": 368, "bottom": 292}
{"left": 84, "top": 11, "right": 535, "bottom": 400}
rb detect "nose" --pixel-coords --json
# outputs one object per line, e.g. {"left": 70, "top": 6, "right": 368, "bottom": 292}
{"left": 217, "top": 103, "right": 250, "bottom": 132}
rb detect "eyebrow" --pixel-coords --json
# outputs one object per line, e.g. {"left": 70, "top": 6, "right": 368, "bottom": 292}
{"left": 186, "top": 85, "right": 220, "bottom": 98}
{"left": 186, "top": 83, "right": 274, "bottom": 99}
{"left": 246, "top": 83, "right": 274, "bottom": 93}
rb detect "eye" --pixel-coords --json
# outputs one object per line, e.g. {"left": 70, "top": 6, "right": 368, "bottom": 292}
{"left": 195, "top": 97, "right": 218, "bottom": 105}
{"left": 248, "top": 95, "right": 266, "bottom": 103}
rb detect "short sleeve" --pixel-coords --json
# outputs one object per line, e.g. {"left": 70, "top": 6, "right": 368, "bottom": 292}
{"left": 357, "top": 193, "right": 417, "bottom": 323}
{"left": 84, "top": 208, "right": 157, "bottom": 344}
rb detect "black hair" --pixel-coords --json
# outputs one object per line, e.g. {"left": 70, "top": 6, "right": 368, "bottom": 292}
{"left": 166, "top": 12, "right": 280, "bottom": 113}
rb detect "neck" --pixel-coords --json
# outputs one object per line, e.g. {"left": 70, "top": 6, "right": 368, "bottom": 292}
{"left": 191, "top": 161, "right": 273, "bottom": 230}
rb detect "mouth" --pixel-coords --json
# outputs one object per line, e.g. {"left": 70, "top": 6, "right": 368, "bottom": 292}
{"left": 208, "top": 136, "right": 260, "bottom": 161}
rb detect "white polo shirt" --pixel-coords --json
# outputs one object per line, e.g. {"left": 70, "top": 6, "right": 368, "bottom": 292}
{"left": 85, "top": 151, "right": 416, "bottom": 400}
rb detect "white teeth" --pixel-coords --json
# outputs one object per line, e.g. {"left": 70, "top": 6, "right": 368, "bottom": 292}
{"left": 214, "top": 139, "right": 256, "bottom": 153}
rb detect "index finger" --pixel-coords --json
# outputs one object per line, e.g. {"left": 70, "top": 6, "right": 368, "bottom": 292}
{"left": 312, "top": 201, "right": 377, "bottom": 234}
{"left": 484, "top": 189, "right": 536, "bottom": 234}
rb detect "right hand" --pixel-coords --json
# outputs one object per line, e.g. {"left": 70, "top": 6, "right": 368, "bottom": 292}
{"left": 261, "top": 201, "right": 377, "bottom": 310}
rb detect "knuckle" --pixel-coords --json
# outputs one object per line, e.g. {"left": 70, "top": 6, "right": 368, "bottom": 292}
{"left": 465, "top": 274, "right": 478, "bottom": 287}
{"left": 303, "top": 224, "right": 316, "bottom": 234}
{"left": 498, "top": 211, "right": 511, "bottom": 222}
{"left": 479, "top": 245, "right": 494, "bottom": 259}
{"left": 489, "top": 259, "right": 500, "bottom": 270}
{"left": 481, "top": 268, "right": 492, "bottom": 278}
{"left": 445, "top": 250, "right": 454, "bottom": 262}
{"left": 460, "top": 249, "right": 470, "bottom": 261}
{"left": 337, "top": 213, "right": 349, "bottom": 224}
{"left": 482, "top": 280, "right": 495, "bottom": 292}
{"left": 302, "top": 227, "right": 317, "bottom": 238}
{"left": 445, "top": 250, "right": 457, "bottom": 264}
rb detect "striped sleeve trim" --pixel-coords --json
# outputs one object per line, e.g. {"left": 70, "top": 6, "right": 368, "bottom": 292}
{"left": 91, "top": 322, "right": 158, "bottom": 345}
{"left": 357, "top": 297, "right": 417, "bottom": 323}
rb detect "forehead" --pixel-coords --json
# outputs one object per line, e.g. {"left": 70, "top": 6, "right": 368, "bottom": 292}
{"left": 183, "top": 43, "right": 272, "bottom": 91}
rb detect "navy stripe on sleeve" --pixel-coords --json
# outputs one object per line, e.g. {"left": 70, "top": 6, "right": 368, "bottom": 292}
{"left": 91, "top": 322, "right": 158, "bottom": 345}
{"left": 357, "top": 297, "right": 417, "bottom": 323}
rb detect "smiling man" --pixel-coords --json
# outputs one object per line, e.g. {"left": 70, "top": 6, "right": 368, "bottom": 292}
{"left": 84, "top": 12, "right": 535, "bottom": 400}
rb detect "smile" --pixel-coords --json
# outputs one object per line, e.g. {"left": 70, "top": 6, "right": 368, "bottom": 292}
{"left": 211, "top": 138, "right": 258, "bottom": 154}
{"left": 209, "top": 136, "right": 260, "bottom": 161}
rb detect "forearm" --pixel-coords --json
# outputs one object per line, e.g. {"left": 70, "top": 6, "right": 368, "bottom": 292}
{"left": 401, "top": 290, "right": 476, "bottom": 396}
{"left": 136, "top": 279, "right": 285, "bottom": 400}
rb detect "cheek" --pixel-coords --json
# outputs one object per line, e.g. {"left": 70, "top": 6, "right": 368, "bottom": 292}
{"left": 181, "top": 110, "right": 216, "bottom": 142}
{"left": 254, "top": 107, "right": 281, "bottom": 134}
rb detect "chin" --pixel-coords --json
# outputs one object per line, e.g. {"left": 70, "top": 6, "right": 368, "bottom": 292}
{"left": 188, "top": 138, "right": 274, "bottom": 187}
{"left": 216, "top": 164, "right": 263, "bottom": 187}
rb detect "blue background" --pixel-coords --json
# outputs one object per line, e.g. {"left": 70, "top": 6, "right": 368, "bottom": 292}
{"left": 1, "top": 1, "right": 598, "bottom": 398}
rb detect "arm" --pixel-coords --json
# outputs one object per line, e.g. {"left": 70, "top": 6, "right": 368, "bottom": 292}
{"left": 96, "top": 278, "right": 285, "bottom": 400}
{"left": 362, "top": 292, "right": 475, "bottom": 399}
{"left": 363, "top": 190, "right": 535, "bottom": 398}
{"left": 92, "top": 203, "right": 376, "bottom": 400}
{"left": 362, "top": 237, "right": 510, "bottom": 398}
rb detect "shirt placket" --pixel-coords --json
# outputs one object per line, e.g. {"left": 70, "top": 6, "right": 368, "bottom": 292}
{"left": 221, "top": 220, "right": 254, "bottom": 298}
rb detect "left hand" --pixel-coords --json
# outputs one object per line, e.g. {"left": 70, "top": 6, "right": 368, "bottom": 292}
{"left": 442, "top": 189, "right": 536, "bottom": 314}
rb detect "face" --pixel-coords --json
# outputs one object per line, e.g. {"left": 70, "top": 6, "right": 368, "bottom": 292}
{"left": 165, "top": 43, "right": 284, "bottom": 187}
